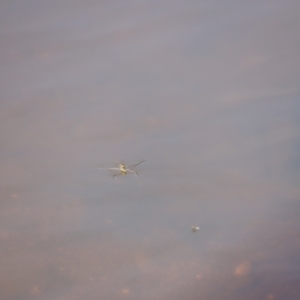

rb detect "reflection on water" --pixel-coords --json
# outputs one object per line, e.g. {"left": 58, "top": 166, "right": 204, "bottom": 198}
{"left": 1, "top": 0, "right": 300, "bottom": 299}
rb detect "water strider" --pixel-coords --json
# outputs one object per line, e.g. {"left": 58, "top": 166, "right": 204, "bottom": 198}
{"left": 98, "top": 160, "right": 145, "bottom": 179}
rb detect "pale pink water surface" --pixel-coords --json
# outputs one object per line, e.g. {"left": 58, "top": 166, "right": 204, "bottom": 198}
{"left": 1, "top": 1, "right": 300, "bottom": 299}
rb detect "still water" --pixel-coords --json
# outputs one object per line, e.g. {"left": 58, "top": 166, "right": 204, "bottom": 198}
{"left": 1, "top": 1, "right": 300, "bottom": 299}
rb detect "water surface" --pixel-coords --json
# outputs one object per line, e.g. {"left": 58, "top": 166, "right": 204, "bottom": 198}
{"left": 1, "top": 1, "right": 300, "bottom": 299}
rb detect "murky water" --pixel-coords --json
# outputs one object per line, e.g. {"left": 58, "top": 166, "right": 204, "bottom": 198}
{"left": 1, "top": 1, "right": 300, "bottom": 299}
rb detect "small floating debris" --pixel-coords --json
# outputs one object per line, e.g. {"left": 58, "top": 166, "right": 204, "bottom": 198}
{"left": 191, "top": 226, "right": 200, "bottom": 233}
{"left": 98, "top": 160, "right": 145, "bottom": 179}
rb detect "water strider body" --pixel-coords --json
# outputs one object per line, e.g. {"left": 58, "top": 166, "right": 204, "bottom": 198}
{"left": 98, "top": 160, "right": 145, "bottom": 179}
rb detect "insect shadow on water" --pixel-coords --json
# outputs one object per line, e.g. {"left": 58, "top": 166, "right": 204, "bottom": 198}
{"left": 98, "top": 160, "right": 145, "bottom": 179}
{"left": 191, "top": 226, "right": 200, "bottom": 233}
